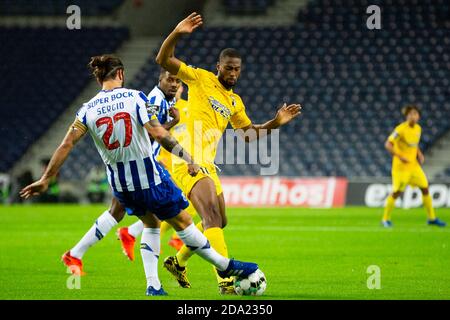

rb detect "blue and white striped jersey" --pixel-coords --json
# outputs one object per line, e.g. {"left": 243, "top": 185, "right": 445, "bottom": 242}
{"left": 76, "top": 87, "right": 167, "bottom": 193}
{"left": 146, "top": 86, "right": 176, "bottom": 157}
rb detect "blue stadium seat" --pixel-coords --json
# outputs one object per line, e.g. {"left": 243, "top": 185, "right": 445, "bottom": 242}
{"left": 223, "top": 0, "right": 275, "bottom": 14}
{"left": 0, "top": 26, "right": 129, "bottom": 173}
{"left": 60, "top": 0, "right": 450, "bottom": 178}
{"left": 0, "top": 0, "right": 124, "bottom": 16}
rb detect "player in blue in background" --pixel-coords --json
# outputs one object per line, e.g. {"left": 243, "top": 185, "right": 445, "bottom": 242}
{"left": 48, "top": 69, "right": 183, "bottom": 272}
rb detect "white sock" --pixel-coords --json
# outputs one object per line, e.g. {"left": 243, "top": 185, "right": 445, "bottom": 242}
{"left": 176, "top": 224, "right": 229, "bottom": 271}
{"left": 140, "top": 228, "right": 161, "bottom": 290}
{"left": 128, "top": 220, "right": 144, "bottom": 238}
{"left": 70, "top": 210, "right": 118, "bottom": 259}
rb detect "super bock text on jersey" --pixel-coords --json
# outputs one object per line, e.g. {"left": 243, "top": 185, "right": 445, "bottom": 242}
{"left": 76, "top": 88, "right": 167, "bottom": 192}
{"left": 76, "top": 87, "right": 188, "bottom": 219}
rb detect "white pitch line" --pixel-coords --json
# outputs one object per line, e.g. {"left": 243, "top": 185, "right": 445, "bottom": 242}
{"left": 229, "top": 225, "right": 450, "bottom": 233}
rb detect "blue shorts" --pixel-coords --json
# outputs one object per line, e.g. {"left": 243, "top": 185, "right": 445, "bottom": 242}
{"left": 113, "top": 178, "right": 189, "bottom": 221}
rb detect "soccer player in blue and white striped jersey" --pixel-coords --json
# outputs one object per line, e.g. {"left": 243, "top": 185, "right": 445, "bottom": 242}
{"left": 54, "top": 69, "right": 184, "bottom": 266}
{"left": 147, "top": 69, "right": 181, "bottom": 156}
{"left": 20, "top": 54, "right": 258, "bottom": 296}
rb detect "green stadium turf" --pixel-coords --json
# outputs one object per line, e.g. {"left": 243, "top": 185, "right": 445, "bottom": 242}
{"left": 0, "top": 205, "right": 449, "bottom": 300}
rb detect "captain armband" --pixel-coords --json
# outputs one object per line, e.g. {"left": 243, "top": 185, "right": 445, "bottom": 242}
{"left": 71, "top": 120, "right": 88, "bottom": 134}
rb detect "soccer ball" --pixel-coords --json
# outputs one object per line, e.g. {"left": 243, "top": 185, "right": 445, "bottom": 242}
{"left": 234, "top": 269, "right": 267, "bottom": 296}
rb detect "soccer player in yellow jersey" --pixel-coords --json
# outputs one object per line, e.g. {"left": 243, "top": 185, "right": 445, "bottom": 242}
{"left": 382, "top": 105, "right": 446, "bottom": 228}
{"left": 157, "top": 85, "right": 200, "bottom": 251}
{"left": 155, "top": 12, "right": 302, "bottom": 293}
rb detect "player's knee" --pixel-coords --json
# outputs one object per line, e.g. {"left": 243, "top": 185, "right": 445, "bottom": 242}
{"left": 139, "top": 213, "right": 159, "bottom": 228}
{"left": 221, "top": 215, "right": 228, "bottom": 228}
{"left": 201, "top": 202, "right": 222, "bottom": 228}
{"left": 109, "top": 202, "right": 125, "bottom": 222}
{"left": 169, "top": 210, "right": 192, "bottom": 231}
{"left": 392, "top": 191, "right": 402, "bottom": 199}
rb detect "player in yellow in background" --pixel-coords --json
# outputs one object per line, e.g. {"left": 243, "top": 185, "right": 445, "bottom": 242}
{"left": 382, "top": 105, "right": 446, "bottom": 228}
{"left": 155, "top": 12, "right": 302, "bottom": 293}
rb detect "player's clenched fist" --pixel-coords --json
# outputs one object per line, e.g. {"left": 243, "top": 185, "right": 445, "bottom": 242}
{"left": 187, "top": 163, "right": 201, "bottom": 176}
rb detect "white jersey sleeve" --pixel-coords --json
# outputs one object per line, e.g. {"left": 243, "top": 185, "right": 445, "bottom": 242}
{"left": 75, "top": 104, "right": 88, "bottom": 126}
{"left": 136, "top": 91, "right": 154, "bottom": 125}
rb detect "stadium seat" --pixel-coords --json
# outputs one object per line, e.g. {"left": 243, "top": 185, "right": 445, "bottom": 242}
{"left": 223, "top": 0, "right": 276, "bottom": 15}
{"left": 0, "top": 0, "right": 124, "bottom": 16}
{"left": 0, "top": 26, "right": 129, "bottom": 173}
{"left": 27, "top": 0, "right": 450, "bottom": 179}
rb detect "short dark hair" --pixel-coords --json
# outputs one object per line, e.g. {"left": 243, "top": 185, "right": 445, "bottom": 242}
{"left": 159, "top": 67, "right": 169, "bottom": 76}
{"left": 402, "top": 105, "right": 421, "bottom": 117}
{"left": 88, "top": 54, "right": 124, "bottom": 83}
{"left": 219, "top": 48, "right": 241, "bottom": 61}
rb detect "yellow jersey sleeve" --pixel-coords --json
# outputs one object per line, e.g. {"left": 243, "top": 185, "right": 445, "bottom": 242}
{"left": 388, "top": 124, "right": 404, "bottom": 143}
{"left": 230, "top": 98, "right": 252, "bottom": 129}
{"left": 176, "top": 61, "right": 204, "bottom": 84}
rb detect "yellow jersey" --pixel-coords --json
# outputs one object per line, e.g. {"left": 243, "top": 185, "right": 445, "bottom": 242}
{"left": 388, "top": 121, "right": 421, "bottom": 171}
{"left": 175, "top": 62, "right": 252, "bottom": 167}
{"left": 157, "top": 98, "right": 189, "bottom": 171}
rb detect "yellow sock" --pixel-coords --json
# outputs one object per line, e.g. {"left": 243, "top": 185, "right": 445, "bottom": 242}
{"left": 203, "top": 227, "right": 228, "bottom": 258}
{"left": 160, "top": 221, "right": 172, "bottom": 238}
{"left": 423, "top": 194, "right": 436, "bottom": 220}
{"left": 203, "top": 227, "right": 232, "bottom": 284}
{"left": 176, "top": 221, "right": 203, "bottom": 267}
{"left": 383, "top": 195, "right": 396, "bottom": 221}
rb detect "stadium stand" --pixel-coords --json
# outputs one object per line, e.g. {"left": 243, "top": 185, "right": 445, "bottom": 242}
{"left": 0, "top": 0, "right": 124, "bottom": 16}
{"left": 223, "top": 0, "right": 276, "bottom": 14}
{"left": 435, "top": 167, "right": 450, "bottom": 179}
{"left": 0, "top": 26, "right": 129, "bottom": 172}
{"left": 59, "top": 0, "right": 450, "bottom": 179}
{"left": 6, "top": 0, "right": 448, "bottom": 180}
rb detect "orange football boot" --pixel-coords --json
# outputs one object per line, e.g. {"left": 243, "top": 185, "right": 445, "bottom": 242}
{"left": 168, "top": 236, "right": 184, "bottom": 251}
{"left": 61, "top": 251, "right": 85, "bottom": 276}
{"left": 117, "top": 227, "right": 136, "bottom": 261}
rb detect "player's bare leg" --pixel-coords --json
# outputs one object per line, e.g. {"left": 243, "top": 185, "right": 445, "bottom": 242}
{"left": 62, "top": 197, "right": 125, "bottom": 275}
{"left": 165, "top": 178, "right": 235, "bottom": 293}
{"left": 421, "top": 188, "right": 446, "bottom": 227}
{"left": 165, "top": 209, "right": 258, "bottom": 287}
{"left": 215, "top": 192, "right": 235, "bottom": 294}
{"left": 167, "top": 203, "right": 198, "bottom": 250}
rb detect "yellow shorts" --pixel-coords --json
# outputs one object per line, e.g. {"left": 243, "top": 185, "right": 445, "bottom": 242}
{"left": 184, "top": 200, "right": 197, "bottom": 218}
{"left": 159, "top": 159, "right": 198, "bottom": 218}
{"left": 392, "top": 166, "right": 429, "bottom": 192}
{"left": 171, "top": 163, "right": 222, "bottom": 197}
{"left": 156, "top": 151, "right": 172, "bottom": 171}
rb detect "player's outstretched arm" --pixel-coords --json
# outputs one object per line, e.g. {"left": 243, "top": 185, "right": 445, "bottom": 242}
{"left": 238, "top": 103, "right": 302, "bottom": 142}
{"left": 19, "top": 121, "right": 86, "bottom": 199}
{"left": 144, "top": 119, "right": 200, "bottom": 176}
{"left": 155, "top": 12, "right": 203, "bottom": 75}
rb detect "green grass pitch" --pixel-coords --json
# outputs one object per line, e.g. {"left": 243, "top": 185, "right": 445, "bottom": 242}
{"left": 0, "top": 205, "right": 449, "bottom": 300}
